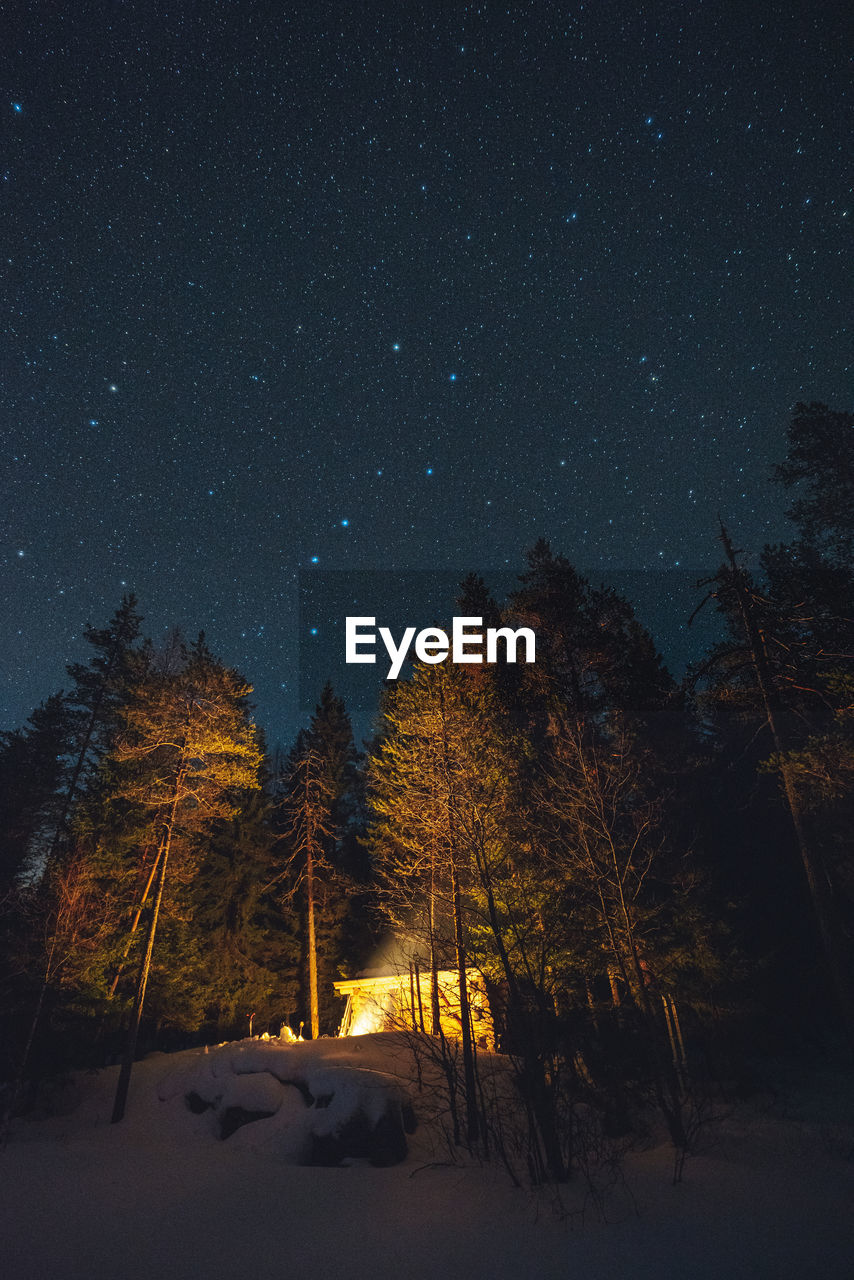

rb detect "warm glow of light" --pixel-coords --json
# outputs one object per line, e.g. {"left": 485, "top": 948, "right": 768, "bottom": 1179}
{"left": 348, "top": 1000, "right": 385, "bottom": 1036}
{"left": 335, "top": 966, "right": 494, "bottom": 1048}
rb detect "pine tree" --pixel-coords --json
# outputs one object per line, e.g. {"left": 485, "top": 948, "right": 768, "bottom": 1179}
{"left": 0, "top": 601, "right": 143, "bottom": 1118}
{"left": 188, "top": 787, "right": 299, "bottom": 1040}
{"left": 0, "top": 844, "right": 117, "bottom": 1143}
{"left": 275, "top": 685, "right": 365, "bottom": 1037}
{"left": 507, "top": 539, "right": 675, "bottom": 742}
{"left": 108, "top": 634, "right": 263, "bottom": 1121}
{"left": 279, "top": 744, "right": 334, "bottom": 1040}
{"left": 49, "top": 596, "right": 145, "bottom": 867}
{"left": 502, "top": 544, "right": 696, "bottom": 1161}
{"left": 368, "top": 657, "right": 523, "bottom": 1150}
{"left": 694, "top": 405, "right": 854, "bottom": 1044}
{"left": 774, "top": 401, "right": 854, "bottom": 563}
{"left": 696, "top": 522, "right": 854, "bottom": 1045}
{"left": 0, "top": 694, "right": 72, "bottom": 893}
{"left": 764, "top": 404, "right": 854, "bottom": 947}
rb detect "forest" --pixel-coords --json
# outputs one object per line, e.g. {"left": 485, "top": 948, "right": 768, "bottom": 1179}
{"left": 1, "top": 401, "right": 852, "bottom": 1179}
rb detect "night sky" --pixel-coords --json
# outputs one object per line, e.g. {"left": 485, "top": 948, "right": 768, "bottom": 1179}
{"left": 2, "top": 2, "right": 850, "bottom": 749}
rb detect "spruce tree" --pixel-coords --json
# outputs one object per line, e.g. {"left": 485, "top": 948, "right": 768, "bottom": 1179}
{"left": 188, "top": 786, "right": 300, "bottom": 1040}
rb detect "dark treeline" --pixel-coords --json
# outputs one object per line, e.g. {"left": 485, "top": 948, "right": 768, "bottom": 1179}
{"left": 1, "top": 403, "right": 852, "bottom": 1173}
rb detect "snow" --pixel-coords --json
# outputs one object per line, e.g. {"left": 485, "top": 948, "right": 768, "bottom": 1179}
{"left": 150, "top": 1035, "right": 416, "bottom": 1162}
{"left": 2, "top": 1035, "right": 853, "bottom": 1280}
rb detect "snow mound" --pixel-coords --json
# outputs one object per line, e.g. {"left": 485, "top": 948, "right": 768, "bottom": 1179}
{"left": 157, "top": 1037, "right": 417, "bottom": 1165}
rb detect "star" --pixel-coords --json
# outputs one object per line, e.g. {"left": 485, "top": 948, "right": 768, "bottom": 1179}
{"left": 1, "top": 0, "right": 847, "bottom": 770}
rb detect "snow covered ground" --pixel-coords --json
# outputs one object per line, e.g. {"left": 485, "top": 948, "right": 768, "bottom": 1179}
{"left": 2, "top": 1033, "right": 853, "bottom": 1280}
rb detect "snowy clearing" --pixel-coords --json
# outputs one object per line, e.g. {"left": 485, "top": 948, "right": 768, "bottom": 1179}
{"left": 2, "top": 1034, "right": 853, "bottom": 1280}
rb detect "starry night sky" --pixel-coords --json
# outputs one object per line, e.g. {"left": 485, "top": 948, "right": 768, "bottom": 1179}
{"left": 2, "top": 2, "right": 851, "bottom": 748}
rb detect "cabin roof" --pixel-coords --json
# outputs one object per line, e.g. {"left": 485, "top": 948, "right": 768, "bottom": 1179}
{"left": 333, "top": 968, "right": 477, "bottom": 996}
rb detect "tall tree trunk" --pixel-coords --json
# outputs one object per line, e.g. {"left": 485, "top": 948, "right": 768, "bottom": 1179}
{"left": 111, "top": 770, "right": 182, "bottom": 1125}
{"left": 108, "top": 837, "right": 164, "bottom": 997}
{"left": 429, "top": 853, "right": 440, "bottom": 1035}
{"left": 306, "top": 837, "right": 319, "bottom": 1039}
{"left": 111, "top": 834, "right": 170, "bottom": 1123}
{"left": 450, "top": 845, "right": 478, "bottom": 1145}
{"left": 413, "top": 959, "right": 425, "bottom": 1032}
{"left": 437, "top": 680, "right": 479, "bottom": 1145}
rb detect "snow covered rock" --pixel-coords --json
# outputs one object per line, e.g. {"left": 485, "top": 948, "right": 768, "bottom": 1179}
{"left": 158, "top": 1039, "right": 417, "bottom": 1165}
{"left": 302, "top": 1065, "right": 417, "bottom": 1167}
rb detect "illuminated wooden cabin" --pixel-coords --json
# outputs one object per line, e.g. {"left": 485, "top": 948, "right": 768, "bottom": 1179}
{"left": 334, "top": 967, "right": 494, "bottom": 1050}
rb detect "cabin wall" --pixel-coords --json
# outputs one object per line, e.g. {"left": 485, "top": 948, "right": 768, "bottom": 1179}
{"left": 337, "top": 971, "right": 494, "bottom": 1050}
